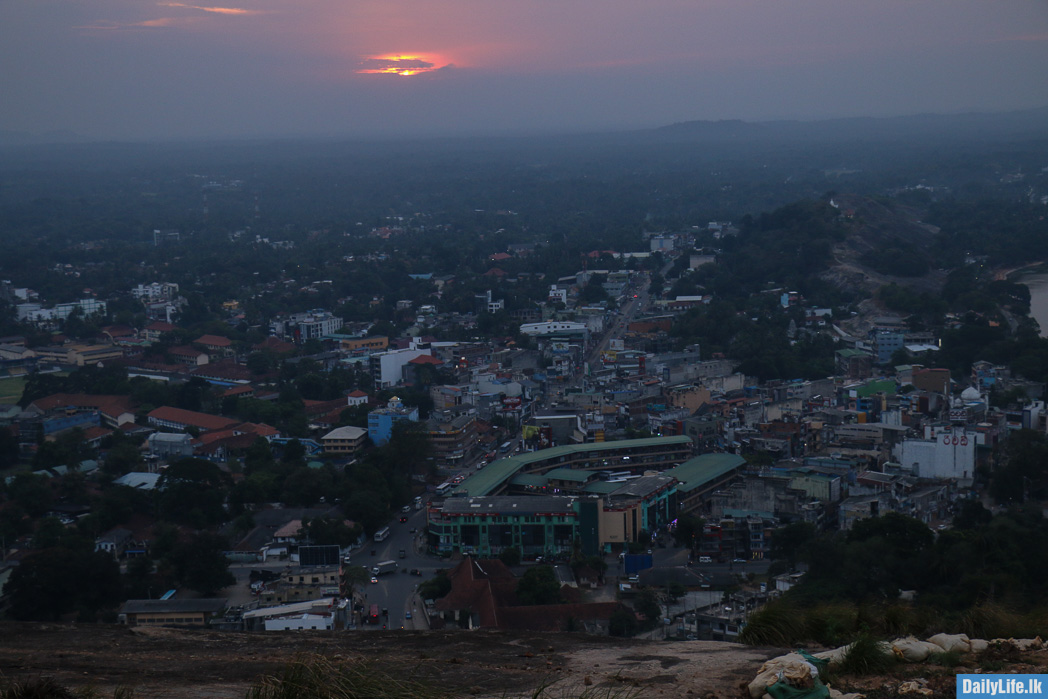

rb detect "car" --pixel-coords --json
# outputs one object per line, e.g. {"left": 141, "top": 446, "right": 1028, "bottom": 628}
{"left": 410, "top": 569, "right": 422, "bottom": 576}
{"left": 405, "top": 611, "right": 412, "bottom": 619}
{"left": 732, "top": 558, "right": 747, "bottom": 564}
{"left": 646, "top": 549, "right": 653, "bottom": 555}
{"left": 408, "top": 528, "right": 417, "bottom": 534}
{"left": 698, "top": 556, "right": 712, "bottom": 564}
{"left": 399, "top": 516, "right": 408, "bottom": 523}
{"left": 370, "top": 576, "right": 379, "bottom": 584}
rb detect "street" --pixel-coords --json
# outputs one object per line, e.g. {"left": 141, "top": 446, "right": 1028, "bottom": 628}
{"left": 354, "top": 505, "right": 436, "bottom": 630}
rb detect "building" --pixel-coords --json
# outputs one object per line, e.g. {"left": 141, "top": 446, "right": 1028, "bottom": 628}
{"left": 369, "top": 343, "right": 434, "bottom": 388}
{"left": 893, "top": 427, "right": 978, "bottom": 483}
{"left": 452, "top": 436, "right": 694, "bottom": 498}
{"left": 169, "top": 345, "right": 209, "bottom": 366}
{"left": 193, "top": 334, "right": 234, "bottom": 356}
{"left": 147, "top": 406, "right": 239, "bottom": 433}
{"left": 259, "top": 566, "right": 341, "bottom": 606}
{"left": 119, "top": 599, "right": 227, "bottom": 627}
{"left": 367, "top": 396, "right": 419, "bottom": 446}
{"left": 597, "top": 475, "right": 678, "bottom": 550}
{"left": 426, "top": 409, "right": 477, "bottom": 467}
{"left": 339, "top": 336, "right": 389, "bottom": 354}
{"left": 272, "top": 311, "right": 344, "bottom": 343}
{"left": 665, "top": 453, "right": 748, "bottom": 516}
{"left": 519, "top": 321, "right": 588, "bottom": 338}
{"left": 432, "top": 557, "right": 623, "bottom": 633}
{"left": 429, "top": 496, "right": 578, "bottom": 558}
{"left": 320, "top": 425, "right": 368, "bottom": 455}
{"left": 27, "top": 393, "right": 136, "bottom": 428}
{"left": 147, "top": 432, "right": 194, "bottom": 459}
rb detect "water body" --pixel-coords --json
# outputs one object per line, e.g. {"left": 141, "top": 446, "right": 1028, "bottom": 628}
{"left": 1020, "top": 273, "right": 1048, "bottom": 337}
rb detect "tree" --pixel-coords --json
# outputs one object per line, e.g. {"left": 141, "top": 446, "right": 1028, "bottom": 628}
{"left": 515, "top": 565, "right": 563, "bottom": 606}
{"left": 0, "top": 426, "right": 19, "bottom": 469}
{"left": 418, "top": 570, "right": 452, "bottom": 601}
{"left": 769, "top": 521, "right": 816, "bottom": 569}
{"left": 6, "top": 472, "right": 53, "bottom": 517}
{"left": 157, "top": 458, "right": 231, "bottom": 526}
{"left": 341, "top": 565, "right": 371, "bottom": 600}
{"left": 303, "top": 516, "right": 362, "bottom": 547}
{"left": 634, "top": 588, "right": 662, "bottom": 630}
{"left": 609, "top": 607, "right": 639, "bottom": 637}
{"left": 5, "top": 547, "right": 122, "bottom": 620}
{"left": 672, "top": 514, "right": 705, "bottom": 548}
{"left": 499, "top": 546, "right": 522, "bottom": 567}
{"left": 165, "top": 532, "right": 235, "bottom": 596}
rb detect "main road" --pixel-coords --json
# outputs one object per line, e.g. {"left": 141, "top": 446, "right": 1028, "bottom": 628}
{"left": 353, "top": 504, "right": 439, "bottom": 630}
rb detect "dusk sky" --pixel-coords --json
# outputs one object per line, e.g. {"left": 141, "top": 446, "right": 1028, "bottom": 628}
{"left": 3, "top": 0, "right": 1048, "bottom": 140}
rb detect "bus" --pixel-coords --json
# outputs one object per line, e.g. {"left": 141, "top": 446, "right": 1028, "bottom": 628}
{"left": 368, "top": 604, "right": 380, "bottom": 624}
{"left": 435, "top": 482, "right": 454, "bottom": 496}
{"left": 499, "top": 441, "right": 513, "bottom": 454}
{"left": 374, "top": 526, "right": 390, "bottom": 542}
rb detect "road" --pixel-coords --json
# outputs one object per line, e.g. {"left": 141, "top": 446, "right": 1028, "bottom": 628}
{"left": 355, "top": 504, "right": 438, "bottom": 631}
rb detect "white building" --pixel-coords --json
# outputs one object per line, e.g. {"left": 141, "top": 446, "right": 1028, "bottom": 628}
{"left": 893, "top": 427, "right": 978, "bottom": 483}
{"left": 519, "top": 321, "right": 588, "bottom": 337}
{"left": 17, "top": 298, "right": 107, "bottom": 323}
{"left": 271, "top": 311, "right": 344, "bottom": 342}
{"left": 369, "top": 341, "right": 433, "bottom": 388}
{"left": 263, "top": 613, "right": 334, "bottom": 631}
{"left": 131, "top": 282, "right": 180, "bottom": 303}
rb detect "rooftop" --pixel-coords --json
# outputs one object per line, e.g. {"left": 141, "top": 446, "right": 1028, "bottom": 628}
{"left": 440, "top": 496, "right": 577, "bottom": 516}
{"left": 120, "top": 598, "right": 227, "bottom": 615}
{"left": 665, "top": 453, "right": 747, "bottom": 494}
{"left": 452, "top": 436, "right": 692, "bottom": 497}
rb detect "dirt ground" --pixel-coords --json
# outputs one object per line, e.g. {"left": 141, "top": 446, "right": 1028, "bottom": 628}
{"left": 0, "top": 622, "right": 781, "bottom": 698}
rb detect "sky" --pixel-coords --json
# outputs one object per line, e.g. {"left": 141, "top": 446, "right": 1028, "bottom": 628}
{"left": 2, "top": 0, "right": 1048, "bottom": 140}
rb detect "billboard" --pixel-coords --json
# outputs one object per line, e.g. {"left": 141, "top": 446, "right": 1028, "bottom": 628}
{"left": 299, "top": 544, "right": 341, "bottom": 567}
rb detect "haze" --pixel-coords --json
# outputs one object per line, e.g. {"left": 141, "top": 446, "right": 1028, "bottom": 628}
{"left": 2, "top": 0, "right": 1048, "bottom": 141}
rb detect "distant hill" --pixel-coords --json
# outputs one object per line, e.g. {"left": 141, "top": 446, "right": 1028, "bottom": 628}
{"left": 0, "top": 129, "right": 93, "bottom": 147}
{"left": 651, "top": 107, "right": 1048, "bottom": 143}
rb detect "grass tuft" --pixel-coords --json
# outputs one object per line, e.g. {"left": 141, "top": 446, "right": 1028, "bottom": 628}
{"left": 836, "top": 633, "right": 895, "bottom": 677}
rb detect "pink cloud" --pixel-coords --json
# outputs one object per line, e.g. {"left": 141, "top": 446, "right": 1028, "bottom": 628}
{"left": 159, "top": 3, "right": 266, "bottom": 16}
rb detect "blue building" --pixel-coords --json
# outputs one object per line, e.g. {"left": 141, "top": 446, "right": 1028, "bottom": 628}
{"left": 873, "top": 330, "right": 905, "bottom": 365}
{"left": 367, "top": 396, "right": 419, "bottom": 446}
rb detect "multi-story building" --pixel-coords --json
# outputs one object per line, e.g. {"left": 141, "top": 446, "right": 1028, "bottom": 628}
{"left": 369, "top": 343, "right": 433, "bottom": 388}
{"left": 452, "top": 436, "right": 694, "bottom": 497}
{"left": 131, "top": 282, "right": 180, "bottom": 303}
{"left": 367, "top": 396, "right": 419, "bottom": 446}
{"left": 271, "top": 311, "right": 343, "bottom": 343}
{"left": 426, "top": 408, "right": 477, "bottom": 467}
{"left": 258, "top": 566, "right": 341, "bottom": 606}
{"left": 320, "top": 425, "right": 368, "bottom": 455}
{"left": 428, "top": 496, "right": 578, "bottom": 558}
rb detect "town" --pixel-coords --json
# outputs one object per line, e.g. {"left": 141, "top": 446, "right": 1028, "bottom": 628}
{"left": 1, "top": 117, "right": 1048, "bottom": 697}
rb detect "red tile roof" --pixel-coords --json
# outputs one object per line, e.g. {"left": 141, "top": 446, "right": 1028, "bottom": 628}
{"left": 147, "top": 406, "right": 239, "bottom": 431}
{"left": 194, "top": 334, "right": 232, "bottom": 348}
{"left": 253, "top": 337, "right": 296, "bottom": 354}
{"left": 434, "top": 557, "right": 626, "bottom": 631}
{"left": 408, "top": 354, "right": 443, "bottom": 365}
{"left": 169, "top": 345, "right": 206, "bottom": 357}
{"left": 30, "top": 393, "right": 135, "bottom": 420}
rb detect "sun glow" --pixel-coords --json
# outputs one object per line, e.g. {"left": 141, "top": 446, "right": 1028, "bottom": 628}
{"left": 357, "top": 54, "right": 451, "bottom": 76}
